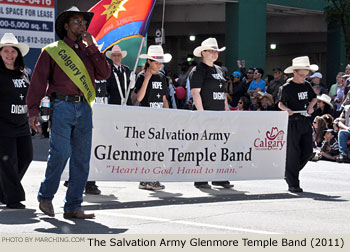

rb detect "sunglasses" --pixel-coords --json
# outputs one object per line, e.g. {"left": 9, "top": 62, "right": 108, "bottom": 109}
{"left": 72, "top": 19, "right": 88, "bottom": 25}
{"left": 238, "top": 101, "right": 243, "bottom": 104}
{"left": 296, "top": 71, "right": 308, "bottom": 78}
{"left": 313, "top": 121, "right": 317, "bottom": 124}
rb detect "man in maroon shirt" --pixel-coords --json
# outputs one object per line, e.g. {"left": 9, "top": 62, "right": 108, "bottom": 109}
{"left": 26, "top": 7, "right": 110, "bottom": 219}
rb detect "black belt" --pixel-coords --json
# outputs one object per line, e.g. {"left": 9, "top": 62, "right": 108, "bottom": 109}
{"left": 55, "top": 93, "right": 84, "bottom": 103}
{"left": 289, "top": 115, "right": 309, "bottom": 121}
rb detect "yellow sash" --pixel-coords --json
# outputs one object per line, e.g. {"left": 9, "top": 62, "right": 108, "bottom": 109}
{"left": 43, "top": 40, "right": 96, "bottom": 108}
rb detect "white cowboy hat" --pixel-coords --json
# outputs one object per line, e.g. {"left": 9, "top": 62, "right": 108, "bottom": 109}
{"left": 193, "top": 37, "right": 226, "bottom": 57}
{"left": 139, "top": 45, "right": 172, "bottom": 63}
{"left": 317, "top": 94, "right": 333, "bottom": 108}
{"left": 55, "top": 6, "right": 94, "bottom": 40}
{"left": 105, "top": 45, "right": 127, "bottom": 59}
{"left": 0, "top": 33, "right": 29, "bottom": 56}
{"left": 284, "top": 56, "right": 318, "bottom": 74}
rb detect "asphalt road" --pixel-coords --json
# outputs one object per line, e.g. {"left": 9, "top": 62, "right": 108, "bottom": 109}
{"left": 0, "top": 136, "right": 349, "bottom": 234}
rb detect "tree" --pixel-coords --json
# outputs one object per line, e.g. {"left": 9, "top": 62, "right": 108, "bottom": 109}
{"left": 324, "top": 0, "right": 350, "bottom": 63}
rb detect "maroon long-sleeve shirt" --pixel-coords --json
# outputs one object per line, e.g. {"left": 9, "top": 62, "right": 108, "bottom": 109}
{"left": 26, "top": 37, "right": 110, "bottom": 117}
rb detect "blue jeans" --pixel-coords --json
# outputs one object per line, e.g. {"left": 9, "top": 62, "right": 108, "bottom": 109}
{"left": 38, "top": 99, "right": 92, "bottom": 213}
{"left": 338, "top": 129, "right": 350, "bottom": 155}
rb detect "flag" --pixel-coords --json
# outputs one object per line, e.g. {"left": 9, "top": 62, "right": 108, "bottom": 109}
{"left": 88, "top": 0, "right": 156, "bottom": 52}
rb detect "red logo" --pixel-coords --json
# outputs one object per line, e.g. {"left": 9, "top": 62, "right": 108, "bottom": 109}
{"left": 266, "top": 127, "right": 285, "bottom": 141}
{"left": 254, "top": 127, "right": 286, "bottom": 151}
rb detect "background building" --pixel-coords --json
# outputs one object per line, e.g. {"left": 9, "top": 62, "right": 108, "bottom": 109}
{"left": 1, "top": 0, "right": 345, "bottom": 85}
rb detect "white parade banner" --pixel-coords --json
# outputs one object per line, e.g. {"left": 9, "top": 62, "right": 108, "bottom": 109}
{"left": 62, "top": 104, "right": 288, "bottom": 182}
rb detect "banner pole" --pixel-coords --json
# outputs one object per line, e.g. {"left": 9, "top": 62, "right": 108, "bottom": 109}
{"left": 123, "top": 36, "right": 145, "bottom": 105}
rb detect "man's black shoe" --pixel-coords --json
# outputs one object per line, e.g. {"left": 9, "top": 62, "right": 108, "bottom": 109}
{"left": 212, "top": 181, "right": 234, "bottom": 188}
{"left": 288, "top": 187, "right": 303, "bottom": 193}
{"left": 85, "top": 184, "right": 101, "bottom": 195}
{"left": 194, "top": 182, "right": 211, "bottom": 189}
{"left": 6, "top": 202, "right": 25, "bottom": 209}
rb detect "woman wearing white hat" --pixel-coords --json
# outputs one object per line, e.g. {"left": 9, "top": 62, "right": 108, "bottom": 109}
{"left": 189, "top": 37, "right": 232, "bottom": 189}
{"left": 132, "top": 45, "right": 171, "bottom": 191}
{"left": 278, "top": 56, "right": 318, "bottom": 193}
{"left": 313, "top": 94, "right": 333, "bottom": 118}
{"left": 0, "top": 33, "right": 32, "bottom": 209}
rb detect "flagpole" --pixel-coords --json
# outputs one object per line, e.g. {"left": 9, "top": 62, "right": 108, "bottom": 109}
{"left": 123, "top": 36, "right": 145, "bottom": 106}
{"left": 133, "top": 36, "right": 145, "bottom": 73}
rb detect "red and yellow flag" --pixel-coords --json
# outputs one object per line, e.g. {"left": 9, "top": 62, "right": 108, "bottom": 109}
{"left": 88, "top": 0, "right": 156, "bottom": 52}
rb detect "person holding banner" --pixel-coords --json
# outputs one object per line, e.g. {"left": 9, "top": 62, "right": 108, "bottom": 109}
{"left": 106, "top": 45, "right": 135, "bottom": 105}
{"left": 278, "top": 56, "right": 318, "bottom": 193}
{"left": 0, "top": 33, "right": 32, "bottom": 209}
{"left": 190, "top": 37, "right": 232, "bottom": 189}
{"left": 26, "top": 7, "right": 111, "bottom": 219}
{"left": 132, "top": 45, "right": 171, "bottom": 190}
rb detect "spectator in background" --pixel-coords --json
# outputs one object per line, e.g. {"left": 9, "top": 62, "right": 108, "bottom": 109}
{"left": 310, "top": 72, "right": 326, "bottom": 94}
{"left": 343, "top": 73, "right": 350, "bottom": 96}
{"left": 321, "top": 114, "right": 335, "bottom": 130}
{"left": 264, "top": 74, "right": 274, "bottom": 88}
{"left": 267, "top": 67, "right": 284, "bottom": 104}
{"left": 313, "top": 116, "right": 328, "bottom": 149}
{"left": 249, "top": 92, "right": 261, "bottom": 111}
{"left": 345, "top": 64, "right": 350, "bottom": 75}
{"left": 227, "top": 71, "right": 245, "bottom": 108}
{"left": 335, "top": 93, "right": 350, "bottom": 163}
{"left": 247, "top": 68, "right": 266, "bottom": 97}
{"left": 313, "top": 129, "right": 339, "bottom": 161}
{"left": 328, "top": 72, "right": 344, "bottom": 100}
{"left": 177, "top": 61, "right": 191, "bottom": 88}
{"left": 237, "top": 60, "right": 254, "bottom": 92}
{"left": 236, "top": 96, "right": 250, "bottom": 111}
{"left": 259, "top": 92, "right": 274, "bottom": 111}
{"left": 185, "top": 61, "right": 198, "bottom": 109}
{"left": 313, "top": 84, "right": 322, "bottom": 96}
{"left": 313, "top": 94, "right": 333, "bottom": 118}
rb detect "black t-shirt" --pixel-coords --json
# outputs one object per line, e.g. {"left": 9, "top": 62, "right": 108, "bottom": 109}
{"left": 134, "top": 71, "right": 168, "bottom": 108}
{"left": 0, "top": 69, "right": 30, "bottom": 137}
{"left": 280, "top": 80, "right": 316, "bottom": 112}
{"left": 189, "top": 62, "right": 226, "bottom": 111}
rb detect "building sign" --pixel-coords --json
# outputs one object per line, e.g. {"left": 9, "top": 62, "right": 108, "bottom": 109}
{"left": 62, "top": 105, "right": 288, "bottom": 182}
{"left": 0, "top": 0, "right": 55, "bottom": 49}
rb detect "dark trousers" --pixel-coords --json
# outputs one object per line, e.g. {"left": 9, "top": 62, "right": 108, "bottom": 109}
{"left": 285, "top": 117, "right": 313, "bottom": 188}
{"left": 0, "top": 135, "right": 33, "bottom": 204}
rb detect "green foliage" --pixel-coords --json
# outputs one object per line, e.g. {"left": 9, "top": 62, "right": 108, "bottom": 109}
{"left": 324, "top": 0, "right": 350, "bottom": 62}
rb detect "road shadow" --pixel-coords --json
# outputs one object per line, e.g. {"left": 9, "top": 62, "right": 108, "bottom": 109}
{"left": 81, "top": 189, "right": 346, "bottom": 212}
{"left": 34, "top": 217, "right": 127, "bottom": 234}
{"left": 83, "top": 194, "right": 119, "bottom": 204}
{"left": 0, "top": 208, "right": 40, "bottom": 225}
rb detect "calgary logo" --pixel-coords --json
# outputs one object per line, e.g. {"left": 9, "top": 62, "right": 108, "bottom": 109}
{"left": 254, "top": 127, "right": 286, "bottom": 150}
